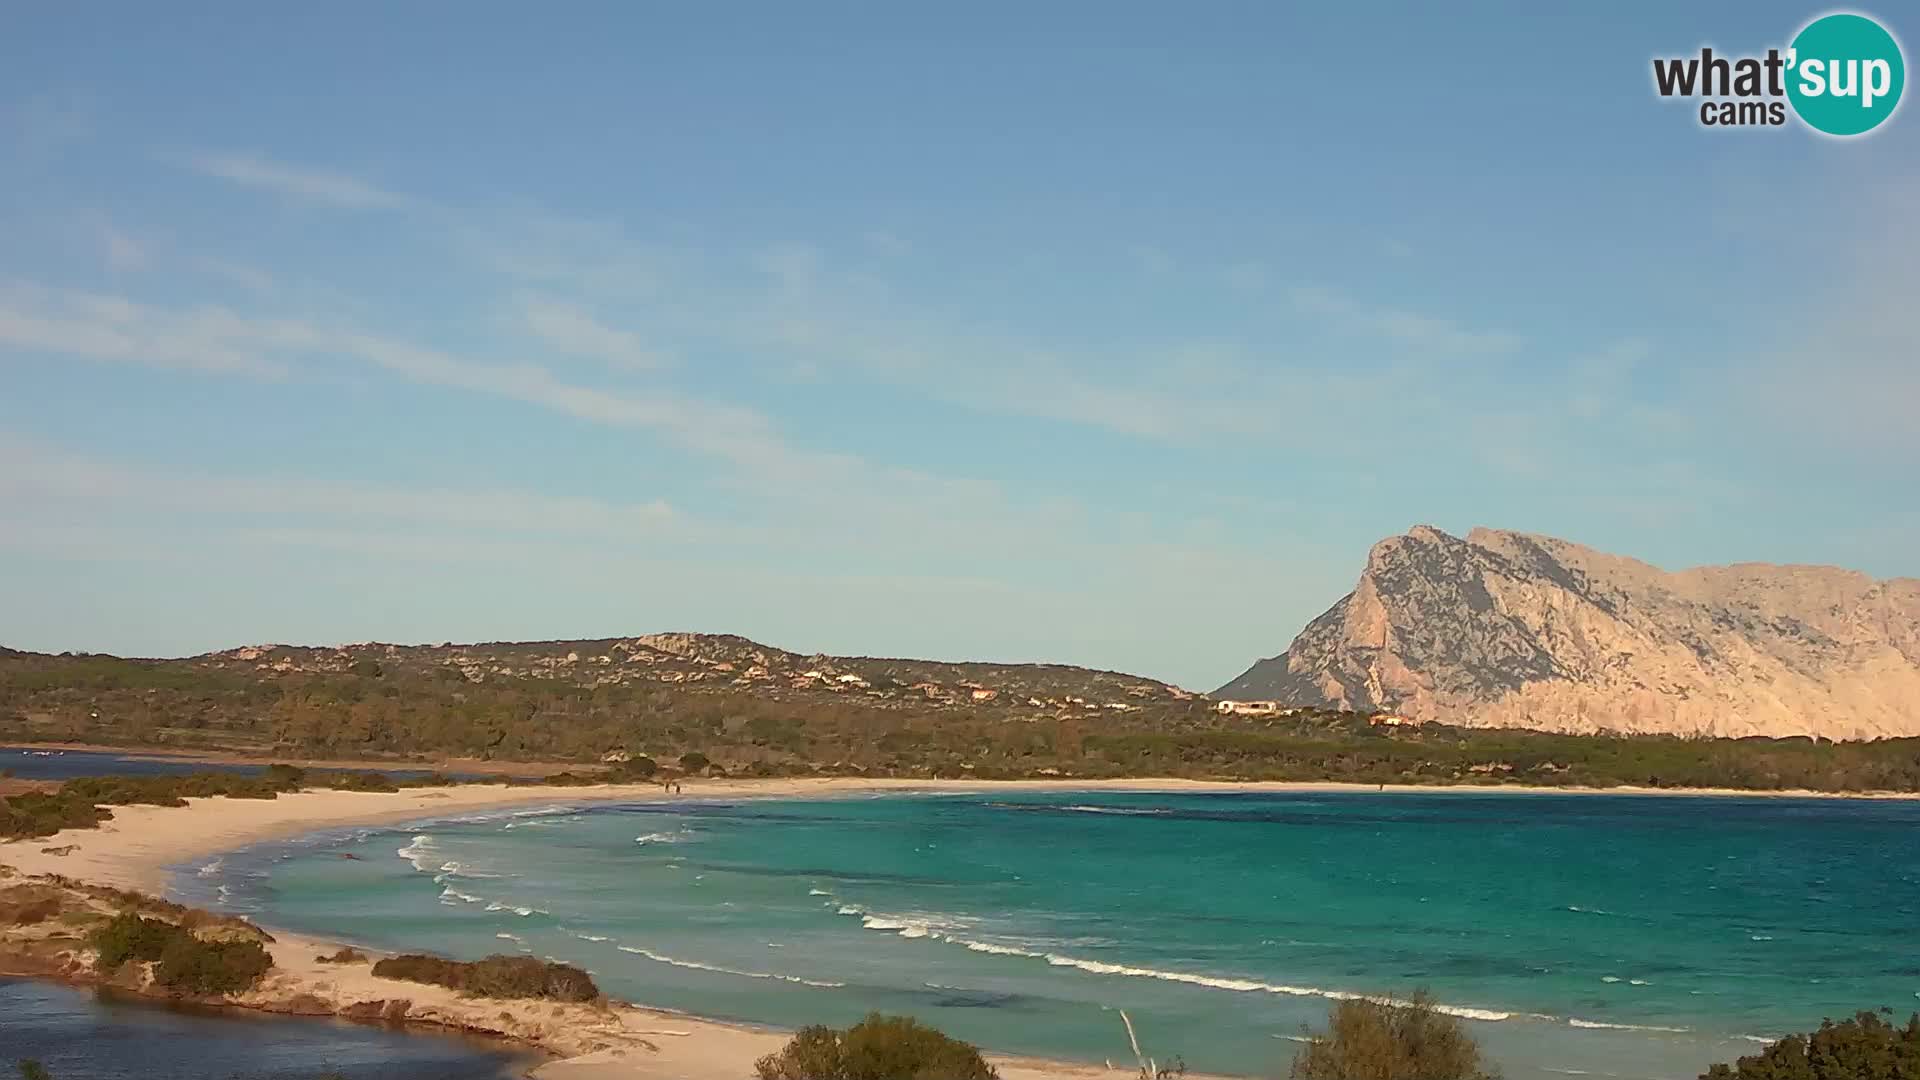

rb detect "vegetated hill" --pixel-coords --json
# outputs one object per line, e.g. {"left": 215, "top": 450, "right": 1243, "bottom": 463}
{"left": 8, "top": 631, "right": 1920, "bottom": 791}
{"left": 0, "top": 632, "right": 1205, "bottom": 763}
{"left": 195, "top": 632, "right": 1193, "bottom": 709}
{"left": 1218, "top": 525, "right": 1920, "bottom": 740}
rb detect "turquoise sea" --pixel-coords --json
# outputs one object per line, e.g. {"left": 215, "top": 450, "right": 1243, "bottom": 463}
{"left": 179, "top": 791, "right": 1920, "bottom": 1080}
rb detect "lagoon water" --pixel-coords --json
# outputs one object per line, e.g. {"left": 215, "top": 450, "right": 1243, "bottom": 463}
{"left": 0, "top": 978, "right": 531, "bottom": 1080}
{"left": 1, "top": 746, "right": 491, "bottom": 782}
{"left": 181, "top": 791, "right": 1920, "bottom": 1080}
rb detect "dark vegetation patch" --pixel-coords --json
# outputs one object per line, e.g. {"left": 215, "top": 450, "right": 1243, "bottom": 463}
{"left": 370, "top": 952, "right": 599, "bottom": 1002}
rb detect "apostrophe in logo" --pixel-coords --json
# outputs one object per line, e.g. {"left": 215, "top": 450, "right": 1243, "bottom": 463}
{"left": 1651, "top": 11, "right": 1905, "bottom": 136}
{"left": 1786, "top": 13, "right": 1904, "bottom": 135}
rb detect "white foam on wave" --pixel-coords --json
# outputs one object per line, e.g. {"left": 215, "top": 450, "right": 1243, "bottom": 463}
{"left": 482, "top": 901, "right": 544, "bottom": 917}
{"left": 508, "top": 813, "right": 584, "bottom": 831}
{"left": 1059, "top": 805, "right": 1171, "bottom": 816}
{"left": 495, "top": 932, "right": 522, "bottom": 943}
{"left": 1600, "top": 976, "right": 1622, "bottom": 984}
{"left": 807, "top": 888, "right": 832, "bottom": 897}
{"left": 615, "top": 946, "right": 844, "bottom": 988}
{"left": 1750, "top": 934, "right": 1774, "bottom": 941}
{"left": 396, "top": 834, "right": 437, "bottom": 872}
{"left": 1565, "top": 905, "right": 1611, "bottom": 916}
{"left": 635, "top": 830, "right": 692, "bottom": 845}
{"left": 1567, "top": 1019, "right": 1691, "bottom": 1033}
{"left": 1628, "top": 979, "right": 1650, "bottom": 986}
{"left": 833, "top": 902, "right": 1514, "bottom": 1021}
{"left": 196, "top": 858, "right": 225, "bottom": 879}
{"left": 564, "top": 930, "right": 611, "bottom": 943}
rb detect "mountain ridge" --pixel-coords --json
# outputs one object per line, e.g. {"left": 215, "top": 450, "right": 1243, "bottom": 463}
{"left": 1217, "top": 525, "right": 1920, "bottom": 740}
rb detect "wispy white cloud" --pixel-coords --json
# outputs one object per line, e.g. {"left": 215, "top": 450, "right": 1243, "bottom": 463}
{"left": 1289, "top": 284, "right": 1523, "bottom": 355}
{"left": 191, "top": 257, "right": 276, "bottom": 293}
{"left": 518, "top": 294, "right": 670, "bottom": 370}
{"left": 181, "top": 151, "right": 406, "bottom": 209}
{"left": 0, "top": 281, "right": 295, "bottom": 376}
{"left": 0, "top": 438, "right": 681, "bottom": 538}
{"left": 93, "top": 216, "right": 147, "bottom": 271}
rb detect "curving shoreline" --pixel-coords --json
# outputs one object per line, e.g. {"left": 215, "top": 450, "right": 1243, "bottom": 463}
{"left": 3, "top": 777, "right": 1268, "bottom": 1080}
{"left": 1, "top": 775, "right": 1907, "bottom": 1079}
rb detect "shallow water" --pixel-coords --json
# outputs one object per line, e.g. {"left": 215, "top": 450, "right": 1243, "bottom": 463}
{"left": 0, "top": 978, "right": 533, "bottom": 1080}
{"left": 180, "top": 791, "right": 1920, "bottom": 1079}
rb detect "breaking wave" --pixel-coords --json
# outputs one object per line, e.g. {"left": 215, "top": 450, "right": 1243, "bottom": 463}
{"left": 615, "top": 946, "right": 844, "bottom": 988}
{"left": 1567, "top": 1019, "right": 1691, "bottom": 1033}
{"left": 635, "top": 830, "right": 693, "bottom": 845}
{"left": 833, "top": 903, "right": 1515, "bottom": 1021}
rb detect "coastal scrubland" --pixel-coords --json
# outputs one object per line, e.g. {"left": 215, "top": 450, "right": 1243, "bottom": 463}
{"left": 370, "top": 952, "right": 599, "bottom": 1002}
{"left": 6, "top": 643, "right": 1920, "bottom": 794}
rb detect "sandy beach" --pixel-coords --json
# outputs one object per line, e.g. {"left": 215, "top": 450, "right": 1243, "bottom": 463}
{"left": 3, "top": 774, "right": 1910, "bottom": 1079}
{"left": 1, "top": 776, "right": 1293, "bottom": 1080}
{"left": 11, "top": 773, "right": 1916, "bottom": 896}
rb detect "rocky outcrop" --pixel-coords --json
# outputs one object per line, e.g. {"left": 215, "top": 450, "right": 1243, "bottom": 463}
{"left": 1217, "top": 526, "right": 1920, "bottom": 740}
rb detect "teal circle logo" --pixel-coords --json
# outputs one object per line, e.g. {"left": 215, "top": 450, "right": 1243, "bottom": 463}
{"left": 1787, "top": 13, "right": 1905, "bottom": 136}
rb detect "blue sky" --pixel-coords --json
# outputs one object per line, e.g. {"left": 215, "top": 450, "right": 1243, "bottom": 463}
{"left": 2, "top": 2, "right": 1915, "bottom": 689}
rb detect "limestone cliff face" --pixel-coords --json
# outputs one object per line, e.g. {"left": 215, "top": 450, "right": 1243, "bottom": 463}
{"left": 1217, "top": 526, "right": 1920, "bottom": 739}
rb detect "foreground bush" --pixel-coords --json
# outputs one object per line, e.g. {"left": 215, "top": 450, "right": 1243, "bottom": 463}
{"left": 90, "top": 910, "right": 273, "bottom": 994}
{"left": 90, "top": 911, "right": 180, "bottom": 969}
{"left": 1701, "top": 1009, "right": 1920, "bottom": 1079}
{"left": 754, "top": 1013, "right": 998, "bottom": 1080}
{"left": 1290, "top": 994, "right": 1498, "bottom": 1080}
{"left": 370, "top": 953, "right": 598, "bottom": 1002}
{"left": 155, "top": 934, "right": 272, "bottom": 994}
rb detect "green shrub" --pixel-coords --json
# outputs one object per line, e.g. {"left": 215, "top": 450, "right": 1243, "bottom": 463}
{"left": 678, "top": 751, "right": 710, "bottom": 773}
{"left": 616, "top": 755, "right": 659, "bottom": 779}
{"left": 371, "top": 953, "right": 598, "bottom": 1002}
{"left": 0, "top": 792, "right": 113, "bottom": 839}
{"left": 1290, "top": 994, "right": 1498, "bottom": 1080}
{"left": 316, "top": 946, "right": 368, "bottom": 964}
{"left": 90, "top": 910, "right": 273, "bottom": 994}
{"left": 90, "top": 911, "right": 180, "bottom": 970}
{"left": 754, "top": 1013, "right": 999, "bottom": 1080}
{"left": 18, "top": 1061, "right": 51, "bottom": 1080}
{"left": 324, "top": 771, "right": 400, "bottom": 793}
{"left": 154, "top": 934, "right": 272, "bottom": 994}
{"left": 1701, "top": 1009, "right": 1920, "bottom": 1079}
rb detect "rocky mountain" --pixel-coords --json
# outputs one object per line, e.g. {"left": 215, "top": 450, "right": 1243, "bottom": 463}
{"left": 1217, "top": 526, "right": 1920, "bottom": 740}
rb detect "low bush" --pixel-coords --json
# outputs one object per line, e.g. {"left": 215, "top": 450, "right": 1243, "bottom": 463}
{"left": 322, "top": 772, "right": 400, "bottom": 793}
{"left": 90, "top": 911, "right": 180, "bottom": 969}
{"left": 1289, "top": 994, "right": 1497, "bottom": 1080}
{"left": 316, "top": 946, "right": 368, "bottom": 964}
{"left": 1, "top": 898, "right": 61, "bottom": 925}
{"left": 0, "top": 792, "right": 112, "bottom": 839}
{"left": 90, "top": 910, "right": 273, "bottom": 994}
{"left": 1701, "top": 1009, "right": 1920, "bottom": 1079}
{"left": 371, "top": 953, "right": 598, "bottom": 1002}
{"left": 754, "top": 1013, "right": 999, "bottom": 1080}
{"left": 156, "top": 934, "right": 272, "bottom": 994}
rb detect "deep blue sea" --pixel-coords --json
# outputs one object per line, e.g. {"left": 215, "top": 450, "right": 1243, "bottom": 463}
{"left": 176, "top": 791, "right": 1920, "bottom": 1080}
{"left": 0, "top": 978, "right": 532, "bottom": 1079}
